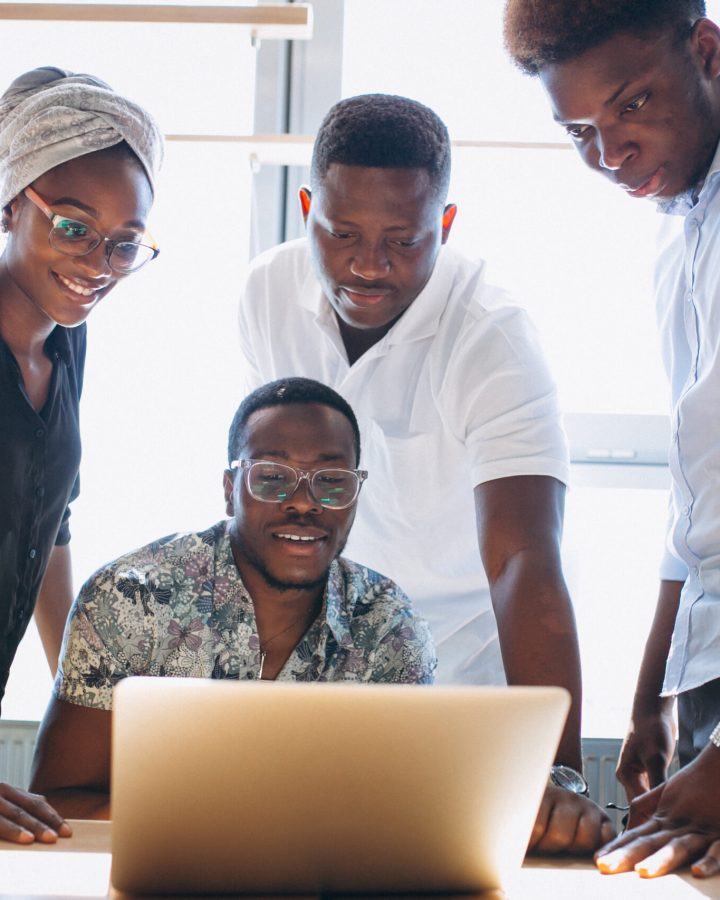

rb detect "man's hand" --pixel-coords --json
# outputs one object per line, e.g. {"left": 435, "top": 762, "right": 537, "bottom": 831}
{"left": 529, "top": 785, "right": 615, "bottom": 855}
{"left": 616, "top": 704, "right": 676, "bottom": 800}
{"left": 595, "top": 743, "right": 720, "bottom": 878}
{"left": 0, "top": 783, "right": 72, "bottom": 843}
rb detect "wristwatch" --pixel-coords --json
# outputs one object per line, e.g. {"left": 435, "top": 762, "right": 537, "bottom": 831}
{"left": 549, "top": 764, "right": 589, "bottom": 796}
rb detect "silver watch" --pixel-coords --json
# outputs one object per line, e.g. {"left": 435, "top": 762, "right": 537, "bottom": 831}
{"left": 549, "top": 764, "right": 589, "bottom": 796}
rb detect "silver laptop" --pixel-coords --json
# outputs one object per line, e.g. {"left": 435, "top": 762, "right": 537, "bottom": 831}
{"left": 110, "top": 678, "right": 568, "bottom": 895}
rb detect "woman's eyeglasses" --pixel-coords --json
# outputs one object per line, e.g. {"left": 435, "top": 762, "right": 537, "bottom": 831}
{"left": 23, "top": 186, "right": 159, "bottom": 274}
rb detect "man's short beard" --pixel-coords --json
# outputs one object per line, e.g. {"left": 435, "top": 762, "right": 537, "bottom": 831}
{"left": 252, "top": 560, "right": 327, "bottom": 593}
{"left": 240, "top": 537, "right": 347, "bottom": 594}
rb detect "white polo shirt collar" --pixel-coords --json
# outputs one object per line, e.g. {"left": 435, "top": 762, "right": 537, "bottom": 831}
{"left": 297, "top": 246, "right": 452, "bottom": 359}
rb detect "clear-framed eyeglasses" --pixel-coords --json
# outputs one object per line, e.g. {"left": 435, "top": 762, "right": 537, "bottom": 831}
{"left": 23, "top": 186, "right": 159, "bottom": 274}
{"left": 230, "top": 459, "right": 368, "bottom": 510}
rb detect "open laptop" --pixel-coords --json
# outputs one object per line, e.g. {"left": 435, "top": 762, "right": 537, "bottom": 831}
{"left": 110, "top": 678, "right": 569, "bottom": 895}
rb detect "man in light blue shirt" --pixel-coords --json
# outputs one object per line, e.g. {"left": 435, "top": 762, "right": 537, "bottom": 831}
{"left": 505, "top": 0, "right": 720, "bottom": 881}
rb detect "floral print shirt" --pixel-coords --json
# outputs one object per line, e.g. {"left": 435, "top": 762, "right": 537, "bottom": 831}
{"left": 55, "top": 522, "right": 436, "bottom": 709}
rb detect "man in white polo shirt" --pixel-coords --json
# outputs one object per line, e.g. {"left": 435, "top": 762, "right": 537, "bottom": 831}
{"left": 238, "top": 94, "right": 609, "bottom": 851}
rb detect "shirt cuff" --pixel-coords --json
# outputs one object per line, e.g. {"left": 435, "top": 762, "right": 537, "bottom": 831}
{"left": 659, "top": 550, "right": 688, "bottom": 582}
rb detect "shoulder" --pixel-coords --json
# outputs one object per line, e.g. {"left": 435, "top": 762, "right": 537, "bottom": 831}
{"left": 333, "top": 556, "right": 408, "bottom": 600}
{"left": 330, "top": 557, "right": 428, "bottom": 630}
{"left": 79, "top": 524, "right": 220, "bottom": 608}
{"left": 435, "top": 248, "right": 535, "bottom": 338}
{"left": 430, "top": 249, "right": 544, "bottom": 374}
{"left": 242, "top": 240, "right": 316, "bottom": 330}
{"left": 328, "top": 558, "right": 436, "bottom": 683}
{"left": 245, "top": 238, "right": 312, "bottom": 287}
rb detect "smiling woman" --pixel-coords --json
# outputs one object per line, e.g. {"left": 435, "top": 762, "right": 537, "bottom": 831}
{"left": 0, "top": 66, "right": 162, "bottom": 844}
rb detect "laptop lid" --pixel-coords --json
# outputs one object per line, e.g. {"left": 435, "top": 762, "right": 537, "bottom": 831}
{"left": 110, "top": 679, "right": 569, "bottom": 895}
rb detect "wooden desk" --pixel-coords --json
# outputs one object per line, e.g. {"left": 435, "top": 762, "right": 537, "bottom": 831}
{"left": 1, "top": 820, "right": 719, "bottom": 900}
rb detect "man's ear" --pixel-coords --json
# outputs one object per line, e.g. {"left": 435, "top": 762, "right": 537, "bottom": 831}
{"left": 223, "top": 470, "right": 235, "bottom": 517}
{"left": 299, "top": 186, "right": 312, "bottom": 225}
{"left": 693, "top": 18, "right": 720, "bottom": 79}
{"left": 441, "top": 204, "right": 458, "bottom": 244}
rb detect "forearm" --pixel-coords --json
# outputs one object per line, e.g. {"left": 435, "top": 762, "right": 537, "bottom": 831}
{"left": 631, "top": 580, "right": 683, "bottom": 717}
{"left": 491, "top": 549, "right": 582, "bottom": 769}
{"left": 34, "top": 544, "right": 74, "bottom": 676}
{"left": 29, "top": 698, "right": 112, "bottom": 824}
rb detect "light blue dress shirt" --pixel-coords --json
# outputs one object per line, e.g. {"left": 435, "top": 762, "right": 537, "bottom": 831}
{"left": 655, "top": 140, "right": 720, "bottom": 695}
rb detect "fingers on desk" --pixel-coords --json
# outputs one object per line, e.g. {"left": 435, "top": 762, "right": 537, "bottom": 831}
{"left": 596, "top": 823, "right": 720, "bottom": 878}
{"left": 691, "top": 840, "right": 720, "bottom": 878}
{"left": 0, "top": 783, "right": 72, "bottom": 844}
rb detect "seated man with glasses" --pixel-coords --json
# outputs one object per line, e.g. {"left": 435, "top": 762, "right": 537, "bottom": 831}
{"left": 26, "top": 377, "right": 436, "bottom": 820}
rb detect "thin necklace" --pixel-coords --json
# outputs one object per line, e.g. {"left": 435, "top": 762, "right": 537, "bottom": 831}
{"left": 257, "top": 614, "right": 308, "bottom": 680}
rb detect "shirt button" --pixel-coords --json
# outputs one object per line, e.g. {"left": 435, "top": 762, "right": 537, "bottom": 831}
{"left": 686, "top": 291, "right": 693, "bottom": 303}
{"left": 28, "top": 548, "right": 37, "bottom": 559}
{"left": 693, "top": 566, "right": 700, "bottom": 576}
{"left": 35, "top": 486, "right": 44, "bottom": 498}
{"left": 682, "top": 505, "right": 690, "bottom": 516}
{"left": 35, "top": 428, "right": 44, "bottom": 438}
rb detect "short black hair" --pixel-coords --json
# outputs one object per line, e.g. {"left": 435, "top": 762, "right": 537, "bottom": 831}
{"left": 504, "top": 0, "right": 706, "bottom": 75}
{"left": 228, "top": 378, "right": 361, "bottom": 467}
{"left": 310, "top": 93, "right": 451, "bottom": 200}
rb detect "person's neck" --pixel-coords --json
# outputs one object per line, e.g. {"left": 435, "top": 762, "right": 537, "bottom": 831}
{"left": 230, "top": 541, "right": 325, "bottom": 641}
{"left": 336, "top": 312, "right": 399, "bottom": 366}
{"left": 252, "top": 589, "right": 322, "bottom": 646}
{"left": 244, "top": 573, "right": 324, "bottom": 681}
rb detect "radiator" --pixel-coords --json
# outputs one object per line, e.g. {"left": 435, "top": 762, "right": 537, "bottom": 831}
{"left": 582, "top": 737, "right": 630, "bottom": 831}
{"left": 0, "top": 720, "right": 39, "bottom": 790}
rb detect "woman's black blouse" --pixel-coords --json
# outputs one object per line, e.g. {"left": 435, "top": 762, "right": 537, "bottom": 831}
{"left": 0, "top": 323, "right": 85, "bottom": 708}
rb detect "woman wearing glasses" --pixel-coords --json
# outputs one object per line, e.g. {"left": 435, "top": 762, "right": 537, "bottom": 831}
{"left": 0, "top": 66, "right": 162, "bottom": 842}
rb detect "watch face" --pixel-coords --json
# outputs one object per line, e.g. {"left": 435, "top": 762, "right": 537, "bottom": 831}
{"left": 551, "top": 765, "right": 588, "bottom": 794}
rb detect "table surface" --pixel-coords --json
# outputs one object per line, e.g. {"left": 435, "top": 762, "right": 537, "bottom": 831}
{"left": 1, "top": 820, "right": 719, "bottom": 900}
